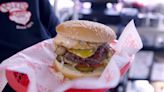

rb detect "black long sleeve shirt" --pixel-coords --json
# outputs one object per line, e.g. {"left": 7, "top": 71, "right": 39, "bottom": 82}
{"left": 0, "top": 0, "right": 59, "bottom": 62}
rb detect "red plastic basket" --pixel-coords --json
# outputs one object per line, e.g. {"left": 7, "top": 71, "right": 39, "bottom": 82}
{"left": 6, "top": 70, "right": 107, "bottom": 92}
{"left": 6, "top": 70, "right": 29, "bottom": 92}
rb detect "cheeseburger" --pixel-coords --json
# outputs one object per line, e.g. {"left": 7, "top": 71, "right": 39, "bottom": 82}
{"left": 53, "top": 20, "right": 116, "bottom": 79}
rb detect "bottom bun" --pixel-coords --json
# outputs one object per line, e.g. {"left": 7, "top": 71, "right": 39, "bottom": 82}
{"left": 53, "top": 60, "right": 103, "bottom": 79}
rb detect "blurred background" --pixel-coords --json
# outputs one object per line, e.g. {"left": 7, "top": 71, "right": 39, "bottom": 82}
{"left": 49, "top": 0, "right": 164, "bottom": 92}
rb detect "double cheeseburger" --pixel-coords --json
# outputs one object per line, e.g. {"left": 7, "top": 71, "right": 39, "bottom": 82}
{"left": 53, "top": 20, "right": 116, "bottom": 79}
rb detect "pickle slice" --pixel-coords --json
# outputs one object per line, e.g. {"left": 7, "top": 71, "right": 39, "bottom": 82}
{"left": 75, "top": 64, "right": 94, "bottom": 72}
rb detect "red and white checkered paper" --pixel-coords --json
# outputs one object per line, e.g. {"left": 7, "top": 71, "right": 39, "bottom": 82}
{"left": 0, "top": 20, "right": 143, "bottom": 92}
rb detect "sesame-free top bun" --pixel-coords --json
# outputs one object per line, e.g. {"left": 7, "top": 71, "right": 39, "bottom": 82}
{"left": 56, "top": 20, "right": 116, "bottom": 43}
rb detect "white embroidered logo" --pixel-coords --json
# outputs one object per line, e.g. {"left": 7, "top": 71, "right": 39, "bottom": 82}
{"left": 0, "top": 2, "right": 32, "bottom": 26}
{"left": 9, "top": 11, "right": 31, "bottom": 25}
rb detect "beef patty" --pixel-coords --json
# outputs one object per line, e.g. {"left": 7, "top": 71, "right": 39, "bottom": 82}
{"left": 64, "top": 43, "right": 114, "bottom": 65}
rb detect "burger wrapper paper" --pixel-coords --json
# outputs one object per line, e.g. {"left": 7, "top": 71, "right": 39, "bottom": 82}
{"left": 0, "top": 20, "right": 143, "bottom": 92}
